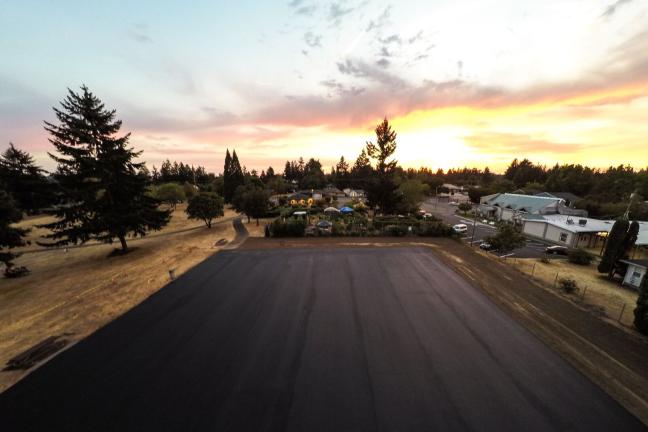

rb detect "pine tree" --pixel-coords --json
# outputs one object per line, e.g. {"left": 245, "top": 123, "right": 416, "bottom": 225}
{"left": 223, "top": 149, "right": 232, "bottom": 201}
{"left": 40, "top": 86, "right": 170, "bottom": 252}
{"left": 351, "top": 148, "right": 372, "bottom": 189}
{"left": 0, "top": 188, "right": 29, "bottom": 276}
{"left": 365, "top": 118, "right": 399, "bottom": 213}
{"left": 366, "top": 118, "right": 397, "bottom": 175}
{"left": 0, "top": 143, "right": 52, "bottom": 213}
{"left": 229, "top": 150, "right": 245, "bottom": 195}
{"left": 284, "top": 161, "right": 292, "bottom": 181}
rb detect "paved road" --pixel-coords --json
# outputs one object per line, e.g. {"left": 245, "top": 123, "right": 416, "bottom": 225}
{"left": 0, "top": 248, "right": 642, "bottom": 431}
{"left": 421, "top": 199, "right": 563, "bottom": 259}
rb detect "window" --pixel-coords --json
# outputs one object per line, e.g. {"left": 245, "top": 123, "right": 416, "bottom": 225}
{"left": 559, "top": 233, "right": 568, "bottom": 243}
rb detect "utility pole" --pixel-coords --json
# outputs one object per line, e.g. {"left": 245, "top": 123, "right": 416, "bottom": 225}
{"left": 471, "top": 206, "right": 477, "bottom": 246}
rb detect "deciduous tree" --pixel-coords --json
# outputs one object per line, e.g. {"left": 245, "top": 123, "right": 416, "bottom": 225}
{"left": 186, "top": 192, "right": 224, "bottom": 228}
{"left": 486, "top": 223, "right": 526, "bottom": 253}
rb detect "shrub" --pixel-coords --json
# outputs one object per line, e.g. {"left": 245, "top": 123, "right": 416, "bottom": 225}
{"left": 270, "top": 218, "right": 306, "bottom": 237}
{"left": 558, "top": 277, "right": 578, "bottom": 294}
{"left": 384, "top": 224, "right": 409, "bottom": 237}
{"left": 458, "top": 202, "right": 472, "bottom": 212}
{"left": 567, "top": 248, "right": 593, "bottom": 266}
{"left": 418, "top": 222, "right": 453, "bottom": 237}
{"left": 539, "top": 255, "right": 550, "bottom": 264}
{"left": 332, "top": 221, "right": 346, "bottom": 236}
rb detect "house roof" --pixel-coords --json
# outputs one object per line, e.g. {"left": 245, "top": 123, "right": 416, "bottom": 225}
{"left": 637, "top": 222, "right": 648, "bottom": 246}
{"left": 442, "top": 183, "right": 462, "bottom": 189}
{"left": 522, "top": 215, "right": 648, "bottom": 242}
{"left": 485, "top": 193, "right": 563, "bottom": 213}
{"left": 534, "top": 215, "right": 615, "bottom": 233}
{"left": 548, "top": 192, "right": 582, "bottom": 203}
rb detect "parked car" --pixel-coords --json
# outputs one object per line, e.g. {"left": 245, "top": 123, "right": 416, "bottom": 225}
{"left": 452, "top": 224, "right": 468, "bottom": 234}
{"left": 316, "top": 220, "right": 333, "bottom": 235}
{"left": 479, "top": 242, "right": 494, "bottom": 250}
{"left": 449, "top": 201, "right": 459, "bottom": 206}
{"left": 545, "top": 245, "right": 568, "bottom": 255}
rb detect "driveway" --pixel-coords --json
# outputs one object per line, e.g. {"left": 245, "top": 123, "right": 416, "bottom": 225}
{"left": 0, "top": 248, "right": 642, "bottom": 431}
{"left": 421, "top": 199, "right": 565, "bottom": 259}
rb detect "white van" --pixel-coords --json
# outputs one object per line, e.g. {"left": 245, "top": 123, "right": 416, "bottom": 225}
{"left": 452, "top": 223, "right": 468, "bottom": 234}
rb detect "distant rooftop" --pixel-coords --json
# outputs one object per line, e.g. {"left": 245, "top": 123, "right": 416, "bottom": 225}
{"left": 485, "top": 193, "right": 563, "bottom": 213}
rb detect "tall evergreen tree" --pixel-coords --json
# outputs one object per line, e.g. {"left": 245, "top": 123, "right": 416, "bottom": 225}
{"left": 334, "top": 156, "right": 350, "bottom": 189}
{"left": 0, "top": 143, "right": 52, "bottom": 213}
{"left": 351, "top": 148, "right": 372, "bottom": 188}
{"left": 223, "top": 149, "right": 233, "bottom": 202}
{"left": 365, "top": 118, "right": 399, "bottom": 213}
{"left": 228, "top": 150, "right": 245, "bottom": 198}
{"left": 0, "top": 189, "right": 29, "bottom": 276}
{"left": 598, "top": 218, "right": 630, "bottom": 278}
{"left": 40, "top": 86, "right": 170, "bottom": 252}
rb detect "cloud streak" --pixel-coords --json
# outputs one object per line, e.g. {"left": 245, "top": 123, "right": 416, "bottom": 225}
{"left": 601, "top": 0, "right": 634, "bottom": 18}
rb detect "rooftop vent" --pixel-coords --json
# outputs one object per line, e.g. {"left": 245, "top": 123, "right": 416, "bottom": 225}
{"left": 578, "top": 219, "right": 587, "bottom": 226}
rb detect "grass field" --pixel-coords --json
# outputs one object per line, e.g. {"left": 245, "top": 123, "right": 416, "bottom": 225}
{"left": 0, "top": 204, "right": 238, "bottom": 391}
{"left": 510, "top": 257, "right": 639, "bottom": 327}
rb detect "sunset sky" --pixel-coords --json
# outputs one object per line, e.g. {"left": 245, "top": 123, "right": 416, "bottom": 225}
{"left": 1, "top": 0, "right": 648, "bottom": 174}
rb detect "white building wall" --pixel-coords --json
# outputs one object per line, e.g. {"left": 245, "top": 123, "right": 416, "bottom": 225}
{"left": 544, "top": 225, "right": 573, "bottom": 246}
{"left": 501, "top": 209, "right": 515, "bottom": 221}
{"left": 523, "top": 221, "right": 547, "bottom": 239}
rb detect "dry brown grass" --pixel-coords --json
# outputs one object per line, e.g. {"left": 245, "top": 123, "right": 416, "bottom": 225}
{"left": 0, "top": 204, "right": 238, "bottom": 391}
{"left": 510, "top": 258, "right": 638, "bottom": 326}
{"left": 242, "top": 218, "right": 273, "bottom": 237}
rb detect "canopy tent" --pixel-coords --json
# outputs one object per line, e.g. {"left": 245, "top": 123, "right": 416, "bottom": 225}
{"left": 323, "top": 207, "right": 341, "bottom": 213}
{"left": 340, "top": 206, "right": 354, "bottom": 214}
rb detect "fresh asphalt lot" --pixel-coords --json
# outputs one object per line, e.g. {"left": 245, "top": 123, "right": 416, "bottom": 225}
{"left": 421, "top": 199, "right": 565, "bottom": 259}
{"left": 0, "top": 247, "right": 642, "bottom": 431}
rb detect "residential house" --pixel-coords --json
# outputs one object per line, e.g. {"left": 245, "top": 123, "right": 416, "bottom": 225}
{"left": 343, "top": 188, "right": 365, "bottom": 198}
{"left": 521, "top": 214, "right": 613, "bottom": 249}
{"left": 442, "top": 183, "right": 464, "bottom": 193}
{"left": 521, "top": 215, "right": 648, "bottom": 252}
{"left": 322, "top": 187, "right": 345, "bottom": 199}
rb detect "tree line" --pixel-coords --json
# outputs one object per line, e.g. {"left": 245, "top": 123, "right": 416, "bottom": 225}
{"left": 4, "top": 85, "right": 648, "bottom": 275}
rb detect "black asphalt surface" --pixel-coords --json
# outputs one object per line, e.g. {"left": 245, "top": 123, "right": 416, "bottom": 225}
{"left": 0, "top": 247, "right": 643, "bottom": 431}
